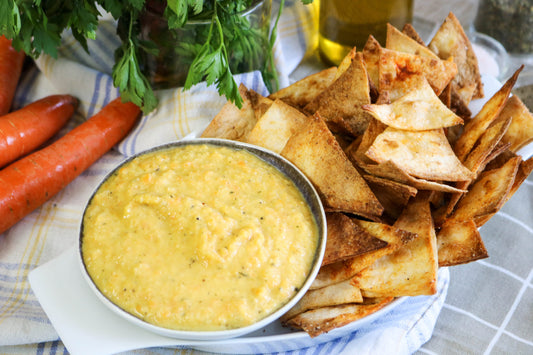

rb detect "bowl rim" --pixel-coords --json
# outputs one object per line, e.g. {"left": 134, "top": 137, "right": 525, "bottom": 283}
{"left": 78, "top": 137, "right": 327, "bottom": 340}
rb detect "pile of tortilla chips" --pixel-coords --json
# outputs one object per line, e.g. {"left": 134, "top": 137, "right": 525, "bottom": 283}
{"left": 201, "top": 12, "right": 533, "bottom": 337}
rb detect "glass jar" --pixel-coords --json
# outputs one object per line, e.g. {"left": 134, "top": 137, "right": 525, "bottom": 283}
{"left": 473, "top": 0, "right": 533, "bottom": 60}
{"left": 318, "top": 0, "right": 413, "bottom": 66}
{"left": 139, "top": 0, "right": 272, "bottom": 89}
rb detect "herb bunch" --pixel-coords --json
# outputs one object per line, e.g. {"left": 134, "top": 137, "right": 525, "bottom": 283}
{"left": 0, "top": 0, "right": 312, "bottom": 113}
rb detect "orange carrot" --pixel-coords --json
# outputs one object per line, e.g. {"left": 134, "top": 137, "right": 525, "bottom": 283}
{"left": 0, "top": 36, "right": 26, "bottom": 115}
{"left": 0, "top": 97, "right": 140, "bottom": 234}
{"left": 0, "top": 95, "right": 78, "bottom": 168}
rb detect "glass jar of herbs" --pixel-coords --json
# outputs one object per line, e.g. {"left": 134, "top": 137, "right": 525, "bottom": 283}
{"left": 473, "top": 0, "right": 533, "bottom": 60}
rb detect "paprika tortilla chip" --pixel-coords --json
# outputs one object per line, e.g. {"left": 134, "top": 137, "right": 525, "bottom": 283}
{"left": 437, "top": 220, "right": 488, "bottom": 266}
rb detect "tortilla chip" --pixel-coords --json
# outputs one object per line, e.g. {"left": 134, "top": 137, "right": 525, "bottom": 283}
{"left": 500, "top": 95, "right": 533, "bottom": 152}
{"left": 311, "top": 219, "right": 416, "bottom": 289}
{"left": 281, "top": 114, "right": 383, "bottom": 218}
{"left": 454, "top": 66, "right": 522, "bottom": 161}
{"left": 366, "top": 127, "right": 475, "bottom": 181}
{"left": 363, "top": 76, "right": 463, "bottom": 130}
{"left": 283, "top": 297, "right": 394, "bottom": 337}
{"left": 437, "top": 220, "right": 488, "bottom": 266}
{"left": 362, "top": 160, "right": 468, "bottom": 193}
{"left": 386, "top": 23, "right": 440, "bottom": 60}
{"left": 322, "top": 213, "right": 388, "bottom": 266}
{"left": 201, "top": 84, "right": 256, "bottom": 140}
{"left": 429, "top": 12, "right": 484, "bottom": 100}
{"left": 304, "top": 52, "right": 373, "bottom": 136}
{"left": 246, "top": 99, "right": 310, "bottom": 154}
{"left": 268, "top": 67, "right": 337, "bottom": 109}
{"left": 364, "top": 175, "right": 417, "bottom": 219}
{"left": 353, "top": 193, "right": 438, "bottom": 297}
{"left": 348, "top": 118, "right": 387, "bottom": 166}
{"left": 249, "top": 90, "right": 274, "bottom": 120}
{"left": 378, "top": 47, "right": 457, "bottom": 101}
{"left": 281, "top": 279, "right": 363, "bottom": 321}
{"left": 447, "top": 155, "right": 522, "bottom": 223}
{"left": 335, "top": 47, "right": 357, "bottom": 79}
{"left": 362, "top": 35, "right": 382, "bottom": 90}
{"left": 402, "top": 23, "right": 426, "bottom": 45}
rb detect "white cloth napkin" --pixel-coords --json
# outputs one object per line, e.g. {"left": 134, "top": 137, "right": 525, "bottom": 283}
{"left": 0, "top": 1, "right": 448, "bottom": 354}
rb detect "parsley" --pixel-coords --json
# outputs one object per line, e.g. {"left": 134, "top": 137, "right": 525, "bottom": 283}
{"left": 0, "top": 0, "right": 313, "bottom": 113}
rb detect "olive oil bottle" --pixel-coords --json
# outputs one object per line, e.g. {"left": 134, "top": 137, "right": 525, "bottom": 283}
{"left": 318, "top": 0, "right": 413, "bottom": 66}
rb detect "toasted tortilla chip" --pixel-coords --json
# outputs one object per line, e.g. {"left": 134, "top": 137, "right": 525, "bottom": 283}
{"left": 437, "top": 220, "right": 488, "bottom": 266}
{"left": 450, "top": 84, "right": 473, "bottom": 118}
{"left": 311, "top": 219, "right": 416, "bottom": 289}
{"left": 353, "top": 193, "right": 438, "bottom": 297}
{"left": 386, "top": 23, "right": 440, "bottom": 60}
{"left": 304, "top": 52, "right": 373, "bottom": 136}
{"left": 322, "top": 213, "right": 388, "bottom": 266}
{"left": 249, "top": 90, "right": 274, "bottom": 120}
{"left": 463, "top": 111, "right": 513, "bottom": 175}
{"left": 268, "top": 67, "right": 337, "bottom": 109}
{"left": 454, "top": 66, "right": 522, "bottom": 161}
{"left": 362, "top": 35, "right": 382, "bottom": 90}
{"left": 378, "top": 47, "right": 457, "bottom": 101}
{"left": 201, "top": 84, "right": 256, "bottom": 140}
{"left": 429, "top": 12, "right": 484, "bottom": 100}
{"left": 363, "top": 76, "right": 463, "bottom": 130}
{"left": 281, "top": 114, "right": 383, "bottom": 218}
{"left": 447, "top": 156, "right": 522, "bottom": 223}
{"left": 283, "top": 297, "right": 394, "bottom": 337}
{"left": 364, "top": 175, "right": 417, "bottom": 219}
{"left": 362, "top": 160, "right": 468, "bottom": 193}
{"left": 500, "top": 95, "right": 533, "bottom": 152}
{"left": 402, "top": 23, "right": 426, "bottom": 45}
{"left": 502, "top": 156, "right": 533, "bottom": 205}
{"left": 366, "top": 127, "right": 474, "bottom": 181}
{"left": 349, "top": 118, "right": 387, "bottom": 166}
{"left": 281, "top": 279, "right": 363, "bottom": 321}
{"left": 246, "top": 99, "right": 310, "bottom": 154}
{"left": 335, "top": 47, "right": 357, "bottom": 79}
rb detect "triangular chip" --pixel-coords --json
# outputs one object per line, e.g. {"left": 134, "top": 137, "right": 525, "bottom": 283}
{"left": 402, "top": 23, "right": 426, "bottom": 45}
{"left": 363, "top": 76, "right": 463, "bottom": 130}
{"left": 281, "top": 279, "right": 363, "bottom": 321}
{"left": 283, "top": 297, "right": 394, "bottom": 338}
{"left": 304, "top": 52, "right": 373, "bottom": 135}
{"left": 362, "top": 160, "right": 468, "bottom": 193}
{"left": 281, "top": 114, "right": 383, "bottom": 218}
{"left": 245, "top": 99, "right": 310, "bottom": 154}
{"left": 500, "top": 95, "right": 533, "bottom": 153}
{"left": 378, "top": 47, "right": 457, "bottom": 101}
{"left": 353, "top": 193, "right": 438, "bottom": 297}
{"left": 362, "top": 35, "right": 382, "bottom": 90}
{"left": 268, "top": 67, "right": 337, "bottom": 109}
{"left": 386, "top": 23, "right": 440, "bottom": 60}
{"left": 429, "top": 12, "right": 484, "bottom": 100}
{"left": 311, "top": 219, "right": 416, "bottom": 289}
{"left": 366, "top": 127, "right": 474, "bottom": 181}
{"left": 335, "top": 47, "right": 357, "bottom": 79}
{"left": 347, "top": 117, "right": 387, "bottom": 166}
{"left": 447, "top": 155, "right": 522, "bottom": 223}
{"left": 322, "top": 213, "right": 388, "bottom": 266}
{"left": 437, "top": 220, "right": 488, "bottom": 266}
{"left": 364, "top": 175, "right": 417, "bottom": 220}
{"left": 454, "top": 66, "right": 522, "bottom": 161}
{"left": 201, "top": 84, "right": 257, "bottom": 140}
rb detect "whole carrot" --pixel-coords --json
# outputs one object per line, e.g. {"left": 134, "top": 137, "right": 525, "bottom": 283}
{"left": 0, "top": 36, "right": 26, "bottom": 115}
{"left": 0, "top": 95, "right": 78, "bottom": 168}
{"left": 0, "top": 97, "right": 140, "bottom": 234}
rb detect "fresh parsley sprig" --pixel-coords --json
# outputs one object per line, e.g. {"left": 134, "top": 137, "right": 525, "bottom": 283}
{"left": 0, "top": 0, "right": 313, "bottom": 113}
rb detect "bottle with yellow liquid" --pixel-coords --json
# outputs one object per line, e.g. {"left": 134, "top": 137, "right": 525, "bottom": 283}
{"left": 318, "top": 0, "right": 413, "bottom": 66}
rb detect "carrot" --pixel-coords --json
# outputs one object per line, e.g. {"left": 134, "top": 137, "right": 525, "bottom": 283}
{"left": 0, "top": 36, "right": 26, "bottom": 115}
{"left": 0, "top": 97, "right": 140, "bottom": 234}
{"left": 0, "top": 94, "right": 78, "bottom": 168}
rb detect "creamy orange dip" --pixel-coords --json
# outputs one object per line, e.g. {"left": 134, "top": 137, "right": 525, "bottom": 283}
{"left": 82, "top": 143, "right": 319, "bottom": 331}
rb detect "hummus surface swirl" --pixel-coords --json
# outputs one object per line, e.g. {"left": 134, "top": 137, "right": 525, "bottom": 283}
{"left": 82, "top": 143, "right": 319, "bottom": 331}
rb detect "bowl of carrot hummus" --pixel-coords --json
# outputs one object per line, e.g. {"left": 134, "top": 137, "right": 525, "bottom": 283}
{"left": 78, "top": 138, "right": 326, "bottom": 340}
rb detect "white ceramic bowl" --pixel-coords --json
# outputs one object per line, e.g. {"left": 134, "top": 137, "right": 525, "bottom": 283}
{"left": 78, "top": 138, "right": 327, "bottom": 341}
